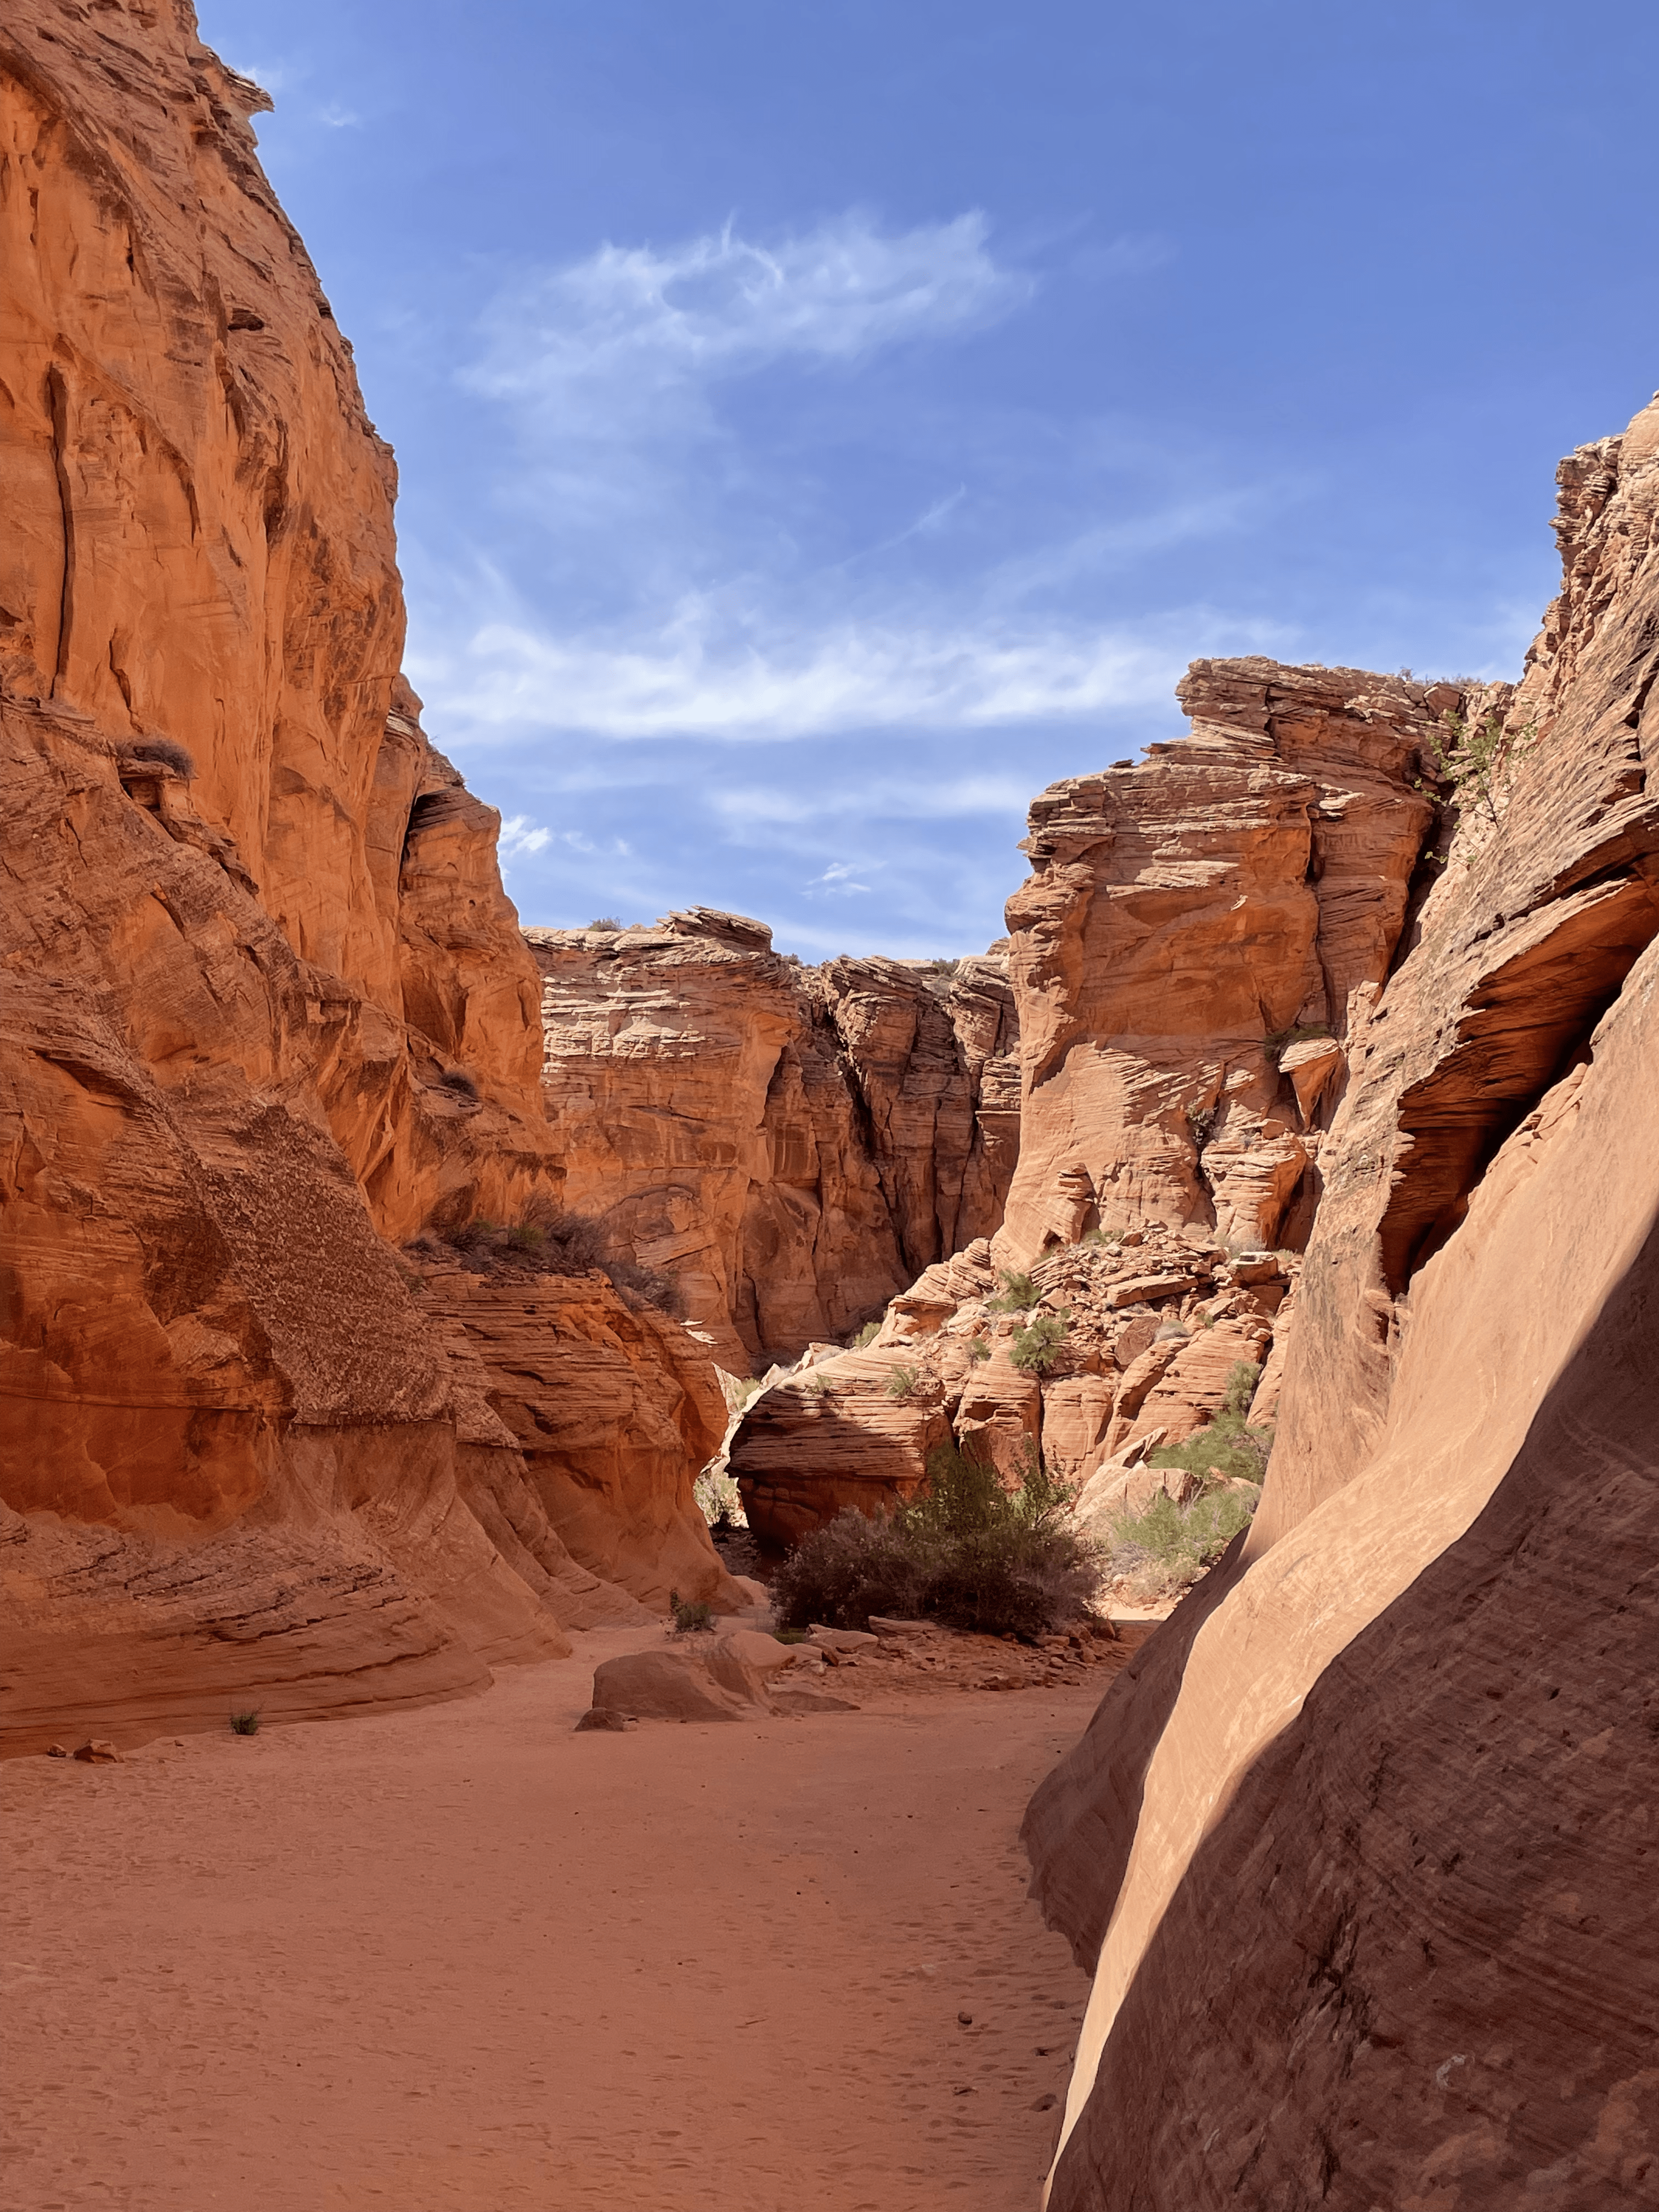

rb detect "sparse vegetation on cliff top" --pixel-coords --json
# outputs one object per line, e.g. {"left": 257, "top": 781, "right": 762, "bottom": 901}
{"left": 416, "top": 1199, "right": 687, "bottom": 1318}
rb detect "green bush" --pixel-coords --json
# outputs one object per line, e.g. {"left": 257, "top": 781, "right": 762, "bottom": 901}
{"left": 1009, "top": 1314, "right": 1069, "bottom": 1373}
{"left": 771, "top": 1443, "right": 1099, "bottom": 1640}
{"left": 668, "top": 1589, "right": 715, "bottom": 1634}
{"left": 851, "top": 1319, "right": 883, "bottom": 1348}
{"left": 885, "top": 1364, "right": 922, "bottom": 1400}
{"left": 1147, "top": 1362, "right": 1272, "bottom": 1486}
{"left": 986, "top": 1269, "right": 1036, "bottom": 1314}
{"left": 1417, "top": 708, "right": 1538, "bottom": 826}
{"left": 229, "top": 1710, "right": 261, "bottom": 1736}
{"left": 1109, "top": 1485, "right": 1256, "bottom": 1578}
{"left": 967, "top": 1336, "right": 992, "bottom": 1364}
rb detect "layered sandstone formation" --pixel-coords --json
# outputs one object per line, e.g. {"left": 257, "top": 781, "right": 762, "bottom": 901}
{"left": 730, "top": 658, "right": 1443, "bottom": 1541}
{"left": 731, "top": 1229, "right": 1290, "bottom": 1548}
{"left": 1025, "top": 405, "right": 1659, "bottom": 2206}
{"left": 999, "top": 662, "right": 1447, "bottom": 1257}
{"left": 0, "top": 0, "right": 737, "bottom": 1752}
{"left": 528, "top": 912, "right": 1019, "bottom": 1369}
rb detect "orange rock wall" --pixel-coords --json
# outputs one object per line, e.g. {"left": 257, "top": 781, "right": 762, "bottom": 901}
{"left": 0, "top": 0, "right": 738, "bottom": 1752}
{"left": 529, "top": 911, "right": 1019, "bottom": 1369}
{"left": 997, "top": 662, "right": 1442, "bottom": 1259}
{"left": 1025, "top": 404, "right": 1659, "bottom": 2207}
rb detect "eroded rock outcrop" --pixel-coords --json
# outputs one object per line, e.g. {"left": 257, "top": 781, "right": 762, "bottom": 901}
{"left": 1025, "top": 403, "right": 1659, "bottom": 2208}
{"left": 528, "top": 912, "right": 1019, "bottom": 1368}
{"left": 999, "top": 662, "right": 1447, "bottom": 1258}
{"left": 731, "top": 1229, "right": 1290, "bottom": 1548}
{"left": 0, "top": 0, "right": 737, "bottom": 1751}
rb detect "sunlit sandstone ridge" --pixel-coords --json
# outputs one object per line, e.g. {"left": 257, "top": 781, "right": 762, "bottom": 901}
{"left": 0, "top": 0, "right": 740, "bottom": 1752}
{"left": 528, "top": 911, "right": 1019, "bottom": 1370}
{"left": 1026, "top": 403, "right": 1659, "bottom": 2206}
{"left": 729, "top": 662, "right": 1469, "bottom": 1544}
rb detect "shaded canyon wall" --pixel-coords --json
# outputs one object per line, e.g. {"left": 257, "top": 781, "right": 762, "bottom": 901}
{"left": 1025, "top": 401, "right": 1659, "bottom": 2209}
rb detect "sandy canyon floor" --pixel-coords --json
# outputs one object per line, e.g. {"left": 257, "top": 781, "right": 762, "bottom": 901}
{"left": 1, "top": 1626, "right": 1127, "bottom": 2212}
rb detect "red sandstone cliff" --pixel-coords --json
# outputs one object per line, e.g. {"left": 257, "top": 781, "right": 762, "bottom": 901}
{"left": 528, "top": 911, "right": 1019, "bottom": 1369}
{"left": 1025, "top": 403, "right": 1659, "bottom": 2208}
{"left": 728, "top": 662, "right": 1445, "bottom": 1543}
{"left": 0, "top": 0, "right": 739, "bottom": 1752}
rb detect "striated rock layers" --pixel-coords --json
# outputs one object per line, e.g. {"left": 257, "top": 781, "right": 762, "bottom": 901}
{"left": 730, "top": 1229, "right": 1290, "bottom": 1550}
{"left": 0, "top": 0, "right": 737, "bottom": 1753}
{"left": 528, "top": 911, "right": 1019, "bottom": 1369}
{"left": 1025, "top": 402, "right": 1659, "bottom": 2207}
{"left": 730, "top": 657, "right": 1448, "bottom": 1542}
{"left": 1000, "top": 659, "right": 1447, "bottom": 1259}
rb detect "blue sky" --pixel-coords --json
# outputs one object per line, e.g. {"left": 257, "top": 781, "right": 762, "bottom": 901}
{"left": 200, "top": 0, "right": 1659, "bottom": 957}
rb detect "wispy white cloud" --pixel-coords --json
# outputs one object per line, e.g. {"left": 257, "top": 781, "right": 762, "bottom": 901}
{"left": 317, "top": 102, "right": 360, "bottom": 128}
{"left": 498, "top": 814, "right": 551, "bottom": 857}
{"left": 412, "top": 604, "right": 1186, "bottom": 744}
{"left": 710, "top": 773, "right": 1037, "bottom": 827}
{"left": 467, "top": 212, "right": 1028, "bottom": 437}
{"left": 809, "top": 860, "right": 876, "bottom": 895}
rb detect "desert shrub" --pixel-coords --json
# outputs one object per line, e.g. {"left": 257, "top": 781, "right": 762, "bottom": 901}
{"left": 1147, "top": 1362, "right": 1273, "bottom": 1486}
{"left": 601, "top": 1252, "right": 689, "bottom": 1319}
{"left": 127, "top": 736, "right": 195, "bottom": 778}
{"left": 668, "top": 1589, "right": 715, "bottom": 1634}
{"left": 438, "top": 1200, "right": 684, "bottom": 1316}
{"left": 885, "top": 1364, "right": 922, "bottom": 1400}
{"left": 1109, "top": 1486, "right": 1256, "bottom": 1583}
{"left": 770, "top": 1509, "right": 924, "bottom": 1631}
{"left": 967, "top": 1336, "right": 991, "bottom": 1364}
{"left": 588, "top": 916, "right": 624, "bottom": 932}
{"left": 1417, "top": 708, "right": 1538, "bottom": 826}
{"left": 1009, "top": 1314, "right": 1069, "bottom": 1374}
{"left": 436, "top": 1068, "right": 480, "bottom": 1102}
{"left": 1154, "top": 1319, "right": 1190, "bottom": 1342}
{"left": 1079, "top": 1227, "right": 1123, "bottom": 1249}
{"left": 228, "top": 1710, "right": 261, "bottom": 1736}
{"left": 771, "top": 1443, "right": 1099, "bottom": 1639}
{"left": 986, "top": 1269, "right": 1036, "bottom": 1313}
{"left": 851, "top": 1319, "right": 883, "bottom": 1348}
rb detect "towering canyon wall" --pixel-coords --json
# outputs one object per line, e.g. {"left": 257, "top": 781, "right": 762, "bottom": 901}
{"left": 729, "top": 662, "right": 1456, "bottom": 1541}
{"left": 0, "top": 0, "right": 738, "bottom": 1752}
{"left": 528, "top": 911, "right": 1019, "bottom": 1369}
{"left": 1025, "top": 403, "right": 1659, "bottom": 2207}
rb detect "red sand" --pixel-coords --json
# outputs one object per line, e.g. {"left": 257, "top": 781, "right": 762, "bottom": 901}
{"left": 2, "top": 1627, "right": 1099, "bottom": 2210}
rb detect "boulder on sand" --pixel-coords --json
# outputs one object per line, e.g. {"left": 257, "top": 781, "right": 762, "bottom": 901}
{"left": 582, "top": 1631, "right": 857, "bottom": 1727}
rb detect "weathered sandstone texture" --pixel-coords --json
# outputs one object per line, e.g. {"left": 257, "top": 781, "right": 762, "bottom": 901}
{"left": 730, "top": 653, "right": 1448, "bottom": 1545}
{"left": 998, "top": 661, "right": 1448, "bottom": 1259}
{"left": 730, "top": 1228, "right": 1289, "bottom": 1548}
{"left": 0, "top": 0, "right": 737, "bottom": 1752}
{"left": 1026, "top": 403, "right": 1659, "bottom": 2207}
{"left": 528, "top": 912, "right": 1019, "bottom": 1369}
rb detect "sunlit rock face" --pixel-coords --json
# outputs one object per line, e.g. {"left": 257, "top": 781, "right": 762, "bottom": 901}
{"left": 0, "top": 0, "right": 738, "bottom": 1750}
{"left": 997, "top": 659, "right": 1447, "bottom": 1261}
{"left": 528, "top": 911, "right": 1020, "bottom": 1370}
{"left": 1025, "top": 404, "right": 1659, "bottom": 2210}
